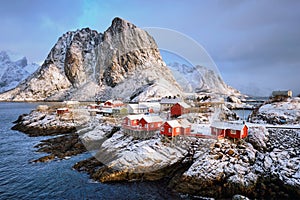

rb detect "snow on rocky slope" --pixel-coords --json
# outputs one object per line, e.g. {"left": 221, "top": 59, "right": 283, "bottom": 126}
{"left": 250, "top": 97, "right": 300, "bottom": 124}
{"left": 0, "top": 17, "right": 182, "bottom": 101}
{"left": 174, "top": 126, "right": 300, "bottom": 198}
{"left": 167, "top": 62, "right": 241, "bottom": 96}
{"left": 0, "top": 51, "right": 39, "bottom": 93}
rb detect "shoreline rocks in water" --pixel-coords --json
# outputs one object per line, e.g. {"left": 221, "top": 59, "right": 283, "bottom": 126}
{"left": 11, "top": 107, "right": 90, "bottom": 136}
{"left": 12, "top": 111, "right": 76, "bottom": 136}
{"left": 32, "top": 133, "right": 87, "bottom": 163}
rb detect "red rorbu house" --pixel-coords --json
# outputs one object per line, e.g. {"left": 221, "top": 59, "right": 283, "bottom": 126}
{"left": 170, "top": 102, "right": 191, "bottom": 118}
{"left": 160, "top": 119, "right": 191, "bottom": 137}
{"left": 88, "top": 104, "right": 101, "bottom": 109}
{"left": 139, "top": 116, "right": 163, "bottom": 131}
{"left": 123, "top": 115, "right": 143, "bottom": 128}
{"left": 211, "top": 122, "right": 248, "bottom": 139}
{"left": 56, "top": 107, "right": 69, "bottom": 115}
{"left": 104, "top": 100, "right": 124, "bottom": 108}
{"left": 122, "top": 115, "right": 163, "bottom": 131}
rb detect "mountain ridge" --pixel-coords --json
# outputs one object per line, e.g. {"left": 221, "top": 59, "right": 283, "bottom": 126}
{"left": 0, "top": 51, "right": 39, "bottom": 93}
{"left": 0, "top": 17, "right": 242, "bottom": 101}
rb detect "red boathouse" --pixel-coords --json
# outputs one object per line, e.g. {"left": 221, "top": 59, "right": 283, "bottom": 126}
{"left": 139, "top": 116, "right": 163, "bottom": 131}
{"left": 170, "top": 102, "right": 191, "bottom": 118}
{"left": 211, "top": 122, "right": 248, "bottom": 139}
{"left": 160, "top": 119, "right": 191, "bottom": 137}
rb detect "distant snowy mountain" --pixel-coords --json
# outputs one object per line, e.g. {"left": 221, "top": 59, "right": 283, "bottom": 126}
{"left": 167, "top": 62, "right": 241, "bottom": 96}
{"left": 0, "top": 51, "right": 39, "bottom": 93}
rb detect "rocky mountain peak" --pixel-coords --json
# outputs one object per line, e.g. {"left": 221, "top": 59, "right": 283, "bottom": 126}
{"left": 15, "top": 57, "right": 27, "bottom": 68}
{"left": 0, "top": 51, "right": 10, "bottom": 63}
{"left": 0, "top": 51, "right": 39, "bottom": 93}
{"left": 0, "top": 18, "right": 182, "bottom": 101}
{"left": 107, "top": 17, "right": 137, "bottom": 35}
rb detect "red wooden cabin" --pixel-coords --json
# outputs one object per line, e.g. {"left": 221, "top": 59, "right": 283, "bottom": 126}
{"left": 139, "top": 116, "right": 163, "bottom": 131}
{"left": 56, "top": 107, "right": 69, "bottom": 115}
{"left": 104, "top": 100, "right": 124, "bottom": 108}
{"left": 123, "top": 115, "right": 143, "bottom": 127}
{"left": 170, "top": 102, "right": 190, "bottom": 118}
{"left": 211, "top": 122, "right": 248, "bottom": 139}
{"left": 88, "top": 104, "right": 101, "bottom": 109}
{"left": 178, "top": 119, "right": 192, "bottom": 135}
{"left": 160, "top": 119, "right": 191, "bottom": 137}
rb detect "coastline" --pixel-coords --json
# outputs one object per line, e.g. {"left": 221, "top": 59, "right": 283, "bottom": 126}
{"left": 10, "top": 103, "right": 300, "bottom": 199}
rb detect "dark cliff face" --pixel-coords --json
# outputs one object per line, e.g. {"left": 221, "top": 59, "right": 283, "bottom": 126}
{"left": 97, "top": 17, "right": 162, "bottom": 87}
{"left": 0, "top": 17, "right": 181, "bottom": 101}
{"left": 64, "top": 28, "right": 100, "bottom": 88}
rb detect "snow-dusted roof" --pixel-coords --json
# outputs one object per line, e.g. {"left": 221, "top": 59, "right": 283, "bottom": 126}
{"left": 139, "top": 102, "right": 161, "bottom": 108}
{"left": 126, "top": 114, "right": 144, "bottom": 120}
{"left": 105, "top": 99, "right": 123, "bottom": 104}
{"left": 141, "top": 115, "right": 163, "bottom": 123}
{"left": 57, "top": 107, "right": 68, "bottom": 111}
{"left": 176, "top": 102, "right": 191, "bottom": 109}
{"left": 166, "top": 120, "right": 182, "bottom": 128}
{"left": 128, "top": 104, "right": 149, "bottom": 110}
{"left": 164, "top": 119, "right": 192, "bottom": 128}
{"left": 64, "top": 101, "right": 79, "bottom": 105}
{"left": 211, "top": 121, "right": 247, "bottom": 131}
{"left": 160, "top": 98, "right": 181, "bottom": 104}
{"left": 178, "top": 118, "right": 192, "bottom": 128}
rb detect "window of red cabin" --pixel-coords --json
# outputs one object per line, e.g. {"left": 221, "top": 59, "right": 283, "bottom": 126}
{"left": 168, "top": 128, "right": 171, "bottom": 133}
{"left": 231, "top": 130, "right": 236, "bottom": 134}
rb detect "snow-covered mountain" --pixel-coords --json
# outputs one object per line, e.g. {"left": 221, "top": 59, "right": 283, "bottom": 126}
{"left": 0, "top": 17, "right": 182, "bottom": 101}
{"left": 0, "top": 17, "right": 242, "bottom": 102}
{"left": 167, "top": 62, "right": 241, "bottom": 96}
{"left": 0, "top": 51, "right": 39, "bottom": 93}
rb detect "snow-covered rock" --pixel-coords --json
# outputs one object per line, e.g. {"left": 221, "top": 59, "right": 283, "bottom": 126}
{"left": 0, "top": 51, "right": 39, "bottom": 93}
{"left": 86, "top": 132, "right": 189, "bottom": 182}
{"left": 12, "top": 107, "right": 90, "bottom": 136}
{"left": 250, "top": 97, "right": 300, "bottom": 124}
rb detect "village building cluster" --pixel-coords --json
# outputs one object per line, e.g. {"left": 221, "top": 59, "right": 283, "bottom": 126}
{"left": 56, "top": 97, "right": 249, "bottom": 140}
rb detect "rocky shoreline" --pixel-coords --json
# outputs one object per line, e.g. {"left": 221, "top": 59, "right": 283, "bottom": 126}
{"left": 12, "top": 108, "right": 300, "bottom": 199}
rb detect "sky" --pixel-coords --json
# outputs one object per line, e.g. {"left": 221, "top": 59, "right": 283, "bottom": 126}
{"left": 1, "top": 0, "right": 300, "bottom": 96}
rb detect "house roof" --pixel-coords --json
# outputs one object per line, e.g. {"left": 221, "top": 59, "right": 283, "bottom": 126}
{"left": 211, "top": 121, "right": 247, "bottom": 131}
{"left": 165, "top": 120, "right": 182, "bottom": 128}
{"left": 160, "top": 98, "right": 181, "bottom": 104}
{"left": 126, "top": 114, "right": 144, "bottom": 120}
{"left": 141, "top": 115, "right": 163, "bottom": 123}
{"left": 127, "top": 104, "right": 149, "bottom": 110}
{"left": 176, "top": 102, "right": 191, "bottom": 109}
{"left": 57, "top": 107, "right": 68, "bottom": 111}
{"left": 105, "top": 99, "right": 123, "bottom": 105}
{"left": 177, "top": 118, "right": 192, "bottom": 128}
{"left": 165, "top": 119, "right": 192, "bottom": 128}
